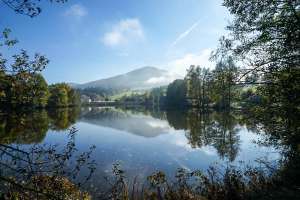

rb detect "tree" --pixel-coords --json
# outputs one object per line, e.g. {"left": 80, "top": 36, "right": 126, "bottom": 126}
{"left": 48, "top": 83, "right": 69, "bottom": 107}
{"left": 67, "top": 87, "right": 81, "bottom": 106}
{"left": 0, "top": 31, "right": 50, "bottom": 108}
{"left": 0, "top": 72, "right": 49, "bottom": 108}
{"left": 1, "top": 0, "right": 67, "bottom": 17}
{"left": 185, "top": 65, "right": 201, "bottom": 107}
{"left": 48, "top": 83, "right": 80, "bottom": 107}
{"left": 0, "top": 1, "right": 71, "bottom": 108}
{"left": 0, "top": 128, "right": 95, "bottom": 199}
{"left": 148, "top": 87, "right": 165, "bottom": 106}
{"left": 166, "top": 79, "right": 187, "bottom": 107}
{"left": 213, "top": 0, "right": 299, "bottom": 72}
{"left": 200, "top": 67, "right": 212, "bottom": 108}
{"left": 29, "top": 74, "right": 50, "bottom": 107}
{"left": 185, "top": 65, "right": 213, "bottom": 108}
{"left": 212, "top": 0, "right": 300, "bottom": 109}
{"left": 211, "top": 57, "right": 238, "bottom": 109}
{"left": 0, "top": 70, "right": 8, "bottom": 104}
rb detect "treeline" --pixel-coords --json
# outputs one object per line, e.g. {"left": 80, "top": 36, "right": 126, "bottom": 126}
{"left": 167, "top": 0, "right": 300, "bottom": 111}
{"left": 117, "top": 87, "right": 166, "bottom": 106}
{"left": 48, "top": 83, "right": 80, "bottom": 107}
{"left": 166, "top": 59, "right": 299, "bottom": 111}
{"left": 0, "top": 72, "right": 80, "bottom": 108}
{"left": 117, "top": 56, "right": 262, "bottom": 109}
{"left": 0, "top": 30, "right": 80, "bottom": 109}
{"left": 77, "top": 87, "right": 113, "bottom": 102}
{"left": 166, "top": 57, "right": 240, "bottom": 109}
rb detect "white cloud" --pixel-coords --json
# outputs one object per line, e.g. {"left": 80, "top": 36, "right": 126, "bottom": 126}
{"left": 171, "top": 20, "right": 201, "bottom": 47}
{"left": 64, "top": 4, "right": 87, "bottom": 18}
{"left": 145, "top": 76, "right": 174, "bottom": 85}
{"left": 102, "top": 18, "right": 144, "bottom": 47}
{"left": 166, "top": 48, "right": 214, "bottom": 76}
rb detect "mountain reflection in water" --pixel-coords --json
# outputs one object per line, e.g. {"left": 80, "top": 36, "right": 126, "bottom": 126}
{"left": 0, "top": 107, "right": 280, "bottom": 185}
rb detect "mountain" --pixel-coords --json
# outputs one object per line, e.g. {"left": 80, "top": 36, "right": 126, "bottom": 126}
{"left": 74, "top": 66, "right": 180, "bottom": 91}
{"left": 68, "top": 82, "right": 80, "bottom": 88}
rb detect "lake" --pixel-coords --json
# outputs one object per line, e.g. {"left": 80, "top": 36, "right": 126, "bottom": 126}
{"left": 0, "top": 106, "right": 281, "bottom": 195}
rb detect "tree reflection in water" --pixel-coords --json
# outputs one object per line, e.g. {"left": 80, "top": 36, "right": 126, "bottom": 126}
{"left": 166, "top": 109, "right": 240, "bottom": 162}
{"left": 0, "top": 106, "right": 299, "bottom": 199}
{"left": 0, "top": 107, "right": 80, "bottom": 144}
{"left": 101, "top": 107, "right": 300, "bottom": 200}
{"left": 1, "top": 106, "right": 297, "bottom": 165}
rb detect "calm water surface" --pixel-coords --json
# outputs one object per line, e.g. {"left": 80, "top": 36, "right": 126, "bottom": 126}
{"left": 0, "top": 107, "right": 280, "bottom": 191}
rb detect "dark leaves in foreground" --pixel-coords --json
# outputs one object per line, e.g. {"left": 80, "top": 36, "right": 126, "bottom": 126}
{"left": 102, "top": 162, "right": 299, "bottom": 200}
{"left": 1, "top": 0, "right": 68, "bottom": 17}
{"left": 0, "top": 127, "right": 96, "bottom": 199}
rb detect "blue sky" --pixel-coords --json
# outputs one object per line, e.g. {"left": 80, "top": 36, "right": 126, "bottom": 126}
{"left": 0, "top": 0, "right": 230, "bottom": 84}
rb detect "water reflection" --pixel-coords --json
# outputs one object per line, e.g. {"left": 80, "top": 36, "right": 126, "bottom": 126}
{"left": 48, "top": 107, "right": 80, "bottom": 131}
{"left": 80, "top": 107, "right": 170, "bottom": 137}
{"left": 166, "top": 110, "right": 240, "bottom": 161}
{"left": 0, "top": 111, "right": 48, "bottom": 144}
{"left": 0, "top": 106, "right": 287, "bottom": 198}
{"left": 0, "top": 106, "right": 280, "bottom": 164}
{"left": 0, "top": 108, "right": 80, "bottom": 144}
{"left": 0, "top": 106, "right": 298, "bottom": 198}
{"left": 78, "top": 107, "right": 273, "bottom": 163}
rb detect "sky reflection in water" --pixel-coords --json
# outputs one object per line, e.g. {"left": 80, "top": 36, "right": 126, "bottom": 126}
{"left": 36, "top": 107, "right": 280, "bottom": 181}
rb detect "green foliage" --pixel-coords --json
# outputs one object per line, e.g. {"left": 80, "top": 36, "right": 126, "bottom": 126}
{"left": 0, "top": 28, "right": 81, "bottom": 109}
{"left": 0, "top": 72, "right": 50, "bottom": 107}
{"left": 77, "top": 87, "right": 113, "bottom": 101}
{"left": 0, "top": 71, "right": 79, "bottom": 108}
{"left": 0, "top": 1, "right": 77, "bottom": 109}
{"left": 48, "top": 83, "right": 68, "bottom": 107}
{"left": 30, "top": 74, "right": 50, "bottom": 107}
{"left": 183, "top": 61, "right": 238, "bottom": 109}
{"left": 166, "top": 79, "right": 187, "bottom": 107}
{"left": 0, "top": 28, "right": 18, "bottom": 47}
{"left": 0, "top": 44, "right": 51, "bottom": 108}
{"left": 257, "top": 68, "right": 300, "bottom": 109}
{"left": 179, "top": 0, "right": 299, "bottom": 111}
{"left": 105, "top": 159, "right": 300, "bottom": 200}
{"left": 116, "top": 87, "right": 166, "bottom": 106}
{"left": 210, "top": 57, "right": 239, "bottom": 109}
{"left": 185, "top": 65, "right": 202, "bottom": 106}
{"left": 0, "top": 128, "right": 95, "bottom": 200}
{"left": 146, "top": 86, "right": 166, "bottom": 106}
{"left": 212, "top": 0, "right": 300, "bottom": 110}
{"left": 1, "top": 0, "right": 68, "bottom": 17}
{"left": 100, "top": 104, "right": 300, "bottom": 199}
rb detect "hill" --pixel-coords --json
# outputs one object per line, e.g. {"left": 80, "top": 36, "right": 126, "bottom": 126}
{"left": 73, "top": 66, "right": 180, "bottom": 91}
